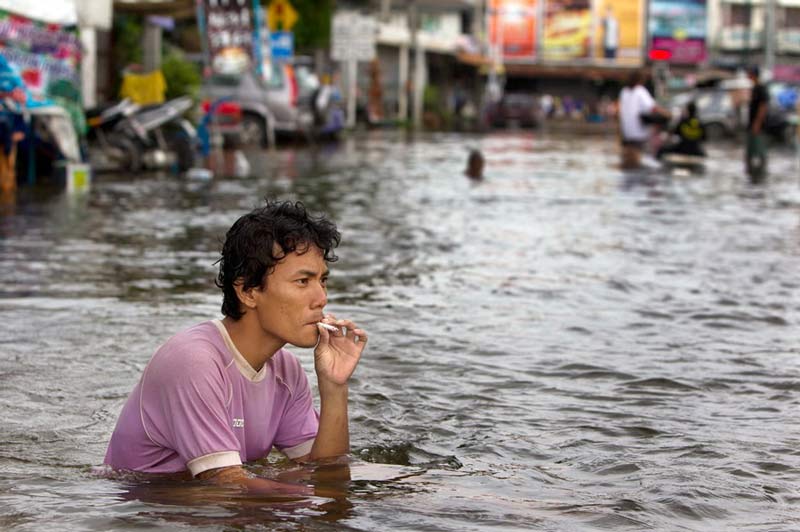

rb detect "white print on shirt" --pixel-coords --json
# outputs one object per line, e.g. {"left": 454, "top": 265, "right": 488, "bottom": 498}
{"left": 232, "top": 418, "right": 244, "bottom": 428}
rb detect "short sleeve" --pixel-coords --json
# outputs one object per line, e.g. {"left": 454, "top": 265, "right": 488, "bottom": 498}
{"left": 637, "top": 86, "right": 655, "bottom": 113}
{"left": 141, "top": 347, "right": 242, "bottom": 476}
{"left": 273, "top": 354, "right": 319, "bottom": 458}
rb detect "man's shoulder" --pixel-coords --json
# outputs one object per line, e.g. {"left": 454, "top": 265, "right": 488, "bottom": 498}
{"left": 150, "top": 321, "right": 229, "bottom": 373}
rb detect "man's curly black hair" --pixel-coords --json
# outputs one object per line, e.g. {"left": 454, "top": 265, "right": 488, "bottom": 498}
{"left": 216, "top": 199, "right": 341, "bottom": 320}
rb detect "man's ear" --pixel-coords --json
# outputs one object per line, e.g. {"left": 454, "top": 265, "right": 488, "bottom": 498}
{"left": 233, "top": 280, "right": 257, "bottom": 311}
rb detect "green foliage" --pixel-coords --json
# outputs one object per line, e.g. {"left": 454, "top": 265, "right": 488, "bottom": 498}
{"left": 111, "top": 15, "right": 143, "bottom": 96}
{"left": 423, "top": 85, "right": 440, "bottom": 110}
{"left": 161, "top": 49, "right": 202, "bottom": 100}
{"left": 113, "top": 15, "right": 143, "bottom": 67}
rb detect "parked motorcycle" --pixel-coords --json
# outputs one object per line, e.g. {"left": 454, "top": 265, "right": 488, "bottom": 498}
{"left": 86, "top": 96, "right": 197, "bottom": 173}
{"left": 85, "top": 98, "right": 141, "bottom": 172}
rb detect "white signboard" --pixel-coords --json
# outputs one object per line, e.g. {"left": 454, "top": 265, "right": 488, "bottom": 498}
{"left": 332, "top": 11, "right": 376, "bottom": 62}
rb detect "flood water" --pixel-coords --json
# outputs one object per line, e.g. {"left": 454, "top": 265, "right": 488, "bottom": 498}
{"left": 1, "top": 131, "right": 799, "bottom": 531}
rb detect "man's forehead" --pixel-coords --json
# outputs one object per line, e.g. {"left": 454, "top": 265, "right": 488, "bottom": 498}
{"left": 272, "top": 245, "right": 327, "bottom": 273}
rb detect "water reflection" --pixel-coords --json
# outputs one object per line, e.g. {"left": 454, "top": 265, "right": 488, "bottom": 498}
{"left": 108, "top": 460, "right": 434, "bottom": 529}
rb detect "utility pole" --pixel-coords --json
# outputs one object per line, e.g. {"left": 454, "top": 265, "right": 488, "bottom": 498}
{"left": 409, "top": 0, "right": 424, "bottom": 129}
{"left": 485, "top": 1, "right": 504, "bottom": 103}
{"left": 142, "top": 19, "right": 162, "bottom": 72}
{"left": 742, "top": 0, "right": 754, "bottom": 67}
{"left": 765, "top": 0, "right": 776, "bottom": 74}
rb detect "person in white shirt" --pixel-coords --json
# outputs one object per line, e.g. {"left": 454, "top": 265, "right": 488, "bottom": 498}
{"left": 618, "top": 69, "right": 670, "bottom": 168}
{"left": 603, "top": 6, "right": 619, "bottom": 60}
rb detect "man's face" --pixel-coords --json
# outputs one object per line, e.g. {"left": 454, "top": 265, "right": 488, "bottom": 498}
{"left": 251, "top": 245, "right": 329, "bottom": 349}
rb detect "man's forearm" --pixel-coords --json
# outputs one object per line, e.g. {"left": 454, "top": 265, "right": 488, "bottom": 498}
{"left": 310, "top": 381, "right": 350, "bottom": 460}
{"left": 198, "top": 465, "right": 311, "bottom": 496}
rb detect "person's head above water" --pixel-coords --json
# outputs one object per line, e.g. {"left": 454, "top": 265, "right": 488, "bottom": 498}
{"left": 465, "top": 149, "right": 484, "bottom": 180}
{"left": 626, "top": 69, "right": 646, "bottom": 88}
{"left": 216, "top": 199, "right": 341, "bottom": 321}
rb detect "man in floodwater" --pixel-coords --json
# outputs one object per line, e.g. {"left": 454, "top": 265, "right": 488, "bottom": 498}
{"left": 656, "top": 101, "right": 706, "bottom": 160}
{"left": 618, "top": 69, "right": 670, "bottom": 169}
{"left": 105, "top": 199, "right": 367, "bottom": 494}
{"left": 465, "top": 149, "right": 484, "bottom": 181}
{"left": 745, "top": 65, "right": 769, "bottom": 183}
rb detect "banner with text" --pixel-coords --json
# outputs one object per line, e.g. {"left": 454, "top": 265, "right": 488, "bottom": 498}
{"left": 489, "top": 0, "right": 538, "bottom": 59}
{"left": 542, "top": 0, "right": 591, "bottom": 60}
{"left": 648, "top": 0, "right": 707, "bottom": 64}
{"left": 0, "top": 8, "right": 80, "bottom": 96}
{"left": 0, "top": 8, "right": 83, "bottom": 130}
{"left": 203, "top": 0, "right": 255, "bottom": 75}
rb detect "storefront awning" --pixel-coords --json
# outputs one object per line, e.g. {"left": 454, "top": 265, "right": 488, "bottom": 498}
{"left": 113, "top": 0, "right": 195, "bottom": 18}
{"left": 0, "top": 0, "right": 77, "bottom": 25}
{"left": 458, "top": 53, "right": 646, "bottom": 81}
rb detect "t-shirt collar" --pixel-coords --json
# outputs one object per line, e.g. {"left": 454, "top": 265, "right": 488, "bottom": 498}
{"left": 212, "top": 319, "right": 270, "bottom": 382}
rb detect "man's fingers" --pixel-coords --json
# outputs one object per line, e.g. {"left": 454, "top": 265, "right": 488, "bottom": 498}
{"left": 316, "top": 322, "right": 331, "bottom": 341}
{"left": 321, "top": 316, "right": 367, "bottom": 345}
{"left": 352, "top": 328, "right": 367, "bottom": 344}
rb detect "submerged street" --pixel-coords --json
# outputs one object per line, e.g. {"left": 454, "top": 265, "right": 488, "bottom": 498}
{"left": 0, "top": 131, "right": 799, "bottom": 531}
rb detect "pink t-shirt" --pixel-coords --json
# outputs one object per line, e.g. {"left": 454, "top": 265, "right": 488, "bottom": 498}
{"left": 104, "top": 320, "right": 319, "bottom": 476}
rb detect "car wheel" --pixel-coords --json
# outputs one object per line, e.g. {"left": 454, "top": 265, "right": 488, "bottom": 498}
{"left": 240, "top": 114, "right": 266, "bottom": 147}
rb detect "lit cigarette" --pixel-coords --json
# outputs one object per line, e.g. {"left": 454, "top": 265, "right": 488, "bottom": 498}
{"left": 317, "top": 322, "right": 339, "bottom": 332}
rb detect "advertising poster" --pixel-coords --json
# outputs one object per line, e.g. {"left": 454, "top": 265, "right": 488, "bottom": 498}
{"left": 489, "top": 0, "right": 538, "bottom": 59}
{"left": 648, "top": 0, "right": 707, "bottom": 64}
{"left": 203, "top": 0, "right": 255, "bottom": 74}
{"left": 543, "top": 0, "right": 591, "bottom": 60}
{"left": 593, "top": 0, "right": 644, "bottom": 62}
{"left": 0, "top": 8, "right": 83, "bottom": 130}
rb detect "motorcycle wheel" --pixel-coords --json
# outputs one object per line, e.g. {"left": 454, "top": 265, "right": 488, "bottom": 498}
{"left": 109, "top": 136, "right": 142, "bottom": 173}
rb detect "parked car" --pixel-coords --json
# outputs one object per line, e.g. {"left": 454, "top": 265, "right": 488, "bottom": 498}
{"left": 199, "top": 62, "right": 307, "bottom": 146}
{"left": 766, "top": 81, "right": 799, "bottom": 143}
{"left": 669, "top": 80, "right": 799, "bottom": 143}
{"left": 199, "top": 60, "right": 343, "bottom": 147}
{"left": 668, "top": 89, "right": 738, "bottom": 140}
{"left": 484, "top": 93, "right": 540, "bottom": 128}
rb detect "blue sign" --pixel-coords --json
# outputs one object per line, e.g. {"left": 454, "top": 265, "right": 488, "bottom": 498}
{"left": 270, "top": 31, "right": 294, "bottom": 60}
